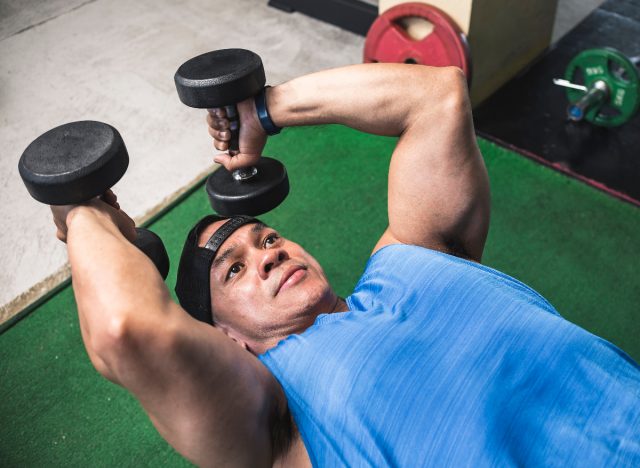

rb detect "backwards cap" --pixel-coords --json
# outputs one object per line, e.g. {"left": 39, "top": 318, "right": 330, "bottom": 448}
{"left": 175, "top": 214, "right": 260, "bottom": 325}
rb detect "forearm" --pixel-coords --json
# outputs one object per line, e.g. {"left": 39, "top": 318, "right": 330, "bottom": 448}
{"left": 267, "top": 63, "right": 460, "bottom": 136}
{"left": 65, "top": 206, "right": 171, "bottom": 377}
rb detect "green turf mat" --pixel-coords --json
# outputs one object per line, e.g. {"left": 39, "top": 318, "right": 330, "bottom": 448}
{"left": 1, "top": 125, "right": 639, "bottom": 466}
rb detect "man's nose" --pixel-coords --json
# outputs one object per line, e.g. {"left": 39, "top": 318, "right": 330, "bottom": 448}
{"left": 258, "top": 249, "right": 288, "bottom": 279}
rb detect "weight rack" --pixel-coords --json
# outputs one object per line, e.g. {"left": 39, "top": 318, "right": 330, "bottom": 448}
{"left": 268, "top": 0, "right": 377, "bottom": 36}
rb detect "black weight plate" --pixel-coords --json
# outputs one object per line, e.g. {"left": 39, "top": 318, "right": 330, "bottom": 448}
{"left": 134, "top": 228, "right": 170, "bottom": 280}
{"left": 206, "top": 157, "right": 289, "bottom": 216}
{"left": 19, "top": 121, "right": 128, "bottom": 205}
{"left": 175, "top": 49, "right": 266, "bottom": 108}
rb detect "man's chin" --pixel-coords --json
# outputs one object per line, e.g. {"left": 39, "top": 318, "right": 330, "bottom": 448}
{"left": 283, "top": 282, "right": 334, "bottom": 318}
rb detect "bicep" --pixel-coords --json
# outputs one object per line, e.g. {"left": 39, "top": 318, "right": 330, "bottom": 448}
{"left": 114, "top": 306, "right": 281, "bottom": 467}
{"left": 379, "top": 69, "right": 490, "bottom": 261}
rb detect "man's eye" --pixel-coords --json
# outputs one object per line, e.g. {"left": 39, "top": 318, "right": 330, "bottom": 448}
{"left": 226, "top": 263, "right": 243, "bottom": 280}
{"left": 263, "top": 233, "right": 280, "bottom": 248}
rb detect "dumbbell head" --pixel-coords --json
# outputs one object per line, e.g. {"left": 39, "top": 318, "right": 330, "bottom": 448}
{"left": 19, "top": 121, "right": 170, "bottom": 279}
{"left": 18, "top": 121, "right": 128, "bottom": 205}
{"left": 206, "top": 157, "right": 289, "bottom": 216}
{"left": 134, "top": 228, "right": 170, "bottom": 280}
{"left": 174, "top": 48, "right": 266, "bottom": 108}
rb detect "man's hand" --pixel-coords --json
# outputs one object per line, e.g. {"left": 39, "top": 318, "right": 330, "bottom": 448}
{"left": 50, "top": 190, "right": 136, "bottom": 244}
{"left": 206, "top": 96, "right": 267, "bottom": 171}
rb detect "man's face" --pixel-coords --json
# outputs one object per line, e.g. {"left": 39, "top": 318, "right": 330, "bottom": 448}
{"left": 198, "top": 220, "right": 337, "bottom": 354}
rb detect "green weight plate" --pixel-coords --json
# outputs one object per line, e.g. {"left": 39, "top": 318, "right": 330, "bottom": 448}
{"left": 564, "top": 47, "right": 640, "bottom": 127}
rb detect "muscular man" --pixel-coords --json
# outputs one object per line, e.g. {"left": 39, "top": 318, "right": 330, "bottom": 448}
{"left": 52, "top": 64, "right": 639, "bottom": 467}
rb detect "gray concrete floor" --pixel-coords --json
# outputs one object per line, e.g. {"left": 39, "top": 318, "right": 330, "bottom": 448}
{"left": 0, "top": 0, "right": 603, "bottom": 325}
{"left": 0, "top": 0, "right": 364, "bottom": 323}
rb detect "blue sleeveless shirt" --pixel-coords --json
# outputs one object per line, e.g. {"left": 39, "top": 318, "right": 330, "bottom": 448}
{"left": 259, "top": 245, "right": 640, "bottom": 467}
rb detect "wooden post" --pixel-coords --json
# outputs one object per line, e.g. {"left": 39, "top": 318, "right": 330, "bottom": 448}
{"left": 379, "top": 0, "right": 559, "bottom": 105}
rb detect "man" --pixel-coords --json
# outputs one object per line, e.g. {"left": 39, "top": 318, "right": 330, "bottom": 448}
{"left": 52, "top": 64, "right": 639, "bottom": 467}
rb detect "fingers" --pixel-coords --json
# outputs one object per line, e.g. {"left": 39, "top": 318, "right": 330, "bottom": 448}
{"left": 207, "top": 108, "right": 227, "bottom": 119}
{"left": 206, "top": 110, "right": 232, "bottom": 153}
{"left": 100, "top": 190, "right": 120, "bottom": 210}
{"left": 206, "top": 116, "right": 230, "bottom": 131}
{"left": 206, "top": 107, "right": 264, "bottom": 172}
{"left": 213, "top": 152, "right": 261, "bottom": 172}
{"left": 206, "top": 111, "right": 230, "bottom": 130}
{"left": 213, "top": 152, "right": 232, "bottom": 168}
{"left": 213, "top": 138, "right": 229, "bottom": 152}
{"left": 207, "top": 126, "right": 231, "bottom": 142}
{"left": 51, "top": 207, "right": 70, "bottom": 243}
{"left": 53, "top": 216, "right": 67, "bottom": 243}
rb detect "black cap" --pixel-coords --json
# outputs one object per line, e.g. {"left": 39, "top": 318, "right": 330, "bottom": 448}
{"left": 175, "top": 214, "right": 260, "bottom": 324}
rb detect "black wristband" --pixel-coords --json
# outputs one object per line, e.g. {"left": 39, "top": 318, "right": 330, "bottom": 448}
{"left": 254, "top": 86, "right": 282, "bottom": 136}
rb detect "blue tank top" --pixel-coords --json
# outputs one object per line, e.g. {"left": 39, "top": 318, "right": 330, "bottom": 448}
{"left": 259, "top": 245, "right": 640, "bottom": 467}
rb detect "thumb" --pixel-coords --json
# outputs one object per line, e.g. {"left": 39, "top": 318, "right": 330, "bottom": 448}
{"left": 214, "top": 152, "right": 261, "bottom": 172}
{"left": 213, "top": 152, "right": 233, "bottom": 170}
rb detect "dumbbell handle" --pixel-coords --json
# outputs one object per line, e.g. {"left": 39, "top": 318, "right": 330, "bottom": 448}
{"left": 222, "top": 105, "right": 258, "bottom": 181}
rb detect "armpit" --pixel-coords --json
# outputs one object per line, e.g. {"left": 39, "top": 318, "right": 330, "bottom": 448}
{"left": 270, "top": 396, "right": 294, "bottom": 460}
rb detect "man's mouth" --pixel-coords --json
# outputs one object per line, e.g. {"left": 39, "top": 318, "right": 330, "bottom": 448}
{"left": 276, "top": 265, "right": 307, "bottom": 295}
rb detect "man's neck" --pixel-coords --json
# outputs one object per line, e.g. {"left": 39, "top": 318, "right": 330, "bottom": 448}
{"left": 331, "top": 296, "right": 349, "bottom": 313}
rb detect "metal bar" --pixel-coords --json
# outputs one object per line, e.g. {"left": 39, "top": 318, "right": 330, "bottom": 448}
{"left": 567, "top": 80, "right": 608, "bottom": 121}
{"left": 552, "top": 78, "right": 588, "bottom": 92}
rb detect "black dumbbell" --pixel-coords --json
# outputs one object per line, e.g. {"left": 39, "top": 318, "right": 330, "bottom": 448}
{"left": 174, "top": 48, "right": 289, "bottom": 216}
{"left": 18, "top": 121, "right": 170, "bottom": 280}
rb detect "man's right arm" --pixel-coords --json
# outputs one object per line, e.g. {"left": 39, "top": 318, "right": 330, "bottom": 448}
{"left": 62, "top": 203, "right": 281, "bottom": 467}
{"left": 211, "top": 64, "right": 489, "bottom": 261}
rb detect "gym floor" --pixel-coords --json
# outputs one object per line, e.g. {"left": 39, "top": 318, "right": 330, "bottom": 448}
{"left": 3, "top": 123, "right": 639, "bottom": 466}
{"left": 6, "top": 0, "right": 639, "bottom": 465}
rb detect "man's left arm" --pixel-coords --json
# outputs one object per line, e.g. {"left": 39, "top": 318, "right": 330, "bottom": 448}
{"left": 373, "top": 68, "right": 490, "bottom": 261}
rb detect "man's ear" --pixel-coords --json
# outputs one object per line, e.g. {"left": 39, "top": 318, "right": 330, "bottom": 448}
{"left": 216, "top": 324, "right": 249, "bottom": 351}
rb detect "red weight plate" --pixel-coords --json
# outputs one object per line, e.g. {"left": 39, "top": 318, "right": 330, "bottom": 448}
{"left": 364, "top": 2, "right": 472, "bottom": 83}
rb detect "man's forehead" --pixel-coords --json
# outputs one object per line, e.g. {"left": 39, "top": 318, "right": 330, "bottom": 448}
{"left": 197, "top": 219, "right": 267, "bottom": 249}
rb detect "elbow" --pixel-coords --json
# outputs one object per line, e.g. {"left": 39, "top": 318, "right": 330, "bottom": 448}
{"left": 438, "top": 66, "right": 470, "bottom": 115}
{"left": 412, "top": 66, "right": 472, "bottom": 131}
{"left": 87, "top": 307, "right": 179, "bottom": 383}
{"left": 409, "top": 65, "right": 471, "bottom": 125}
{"left": 88, "top": 314, "right": 136, "bottom": 381}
